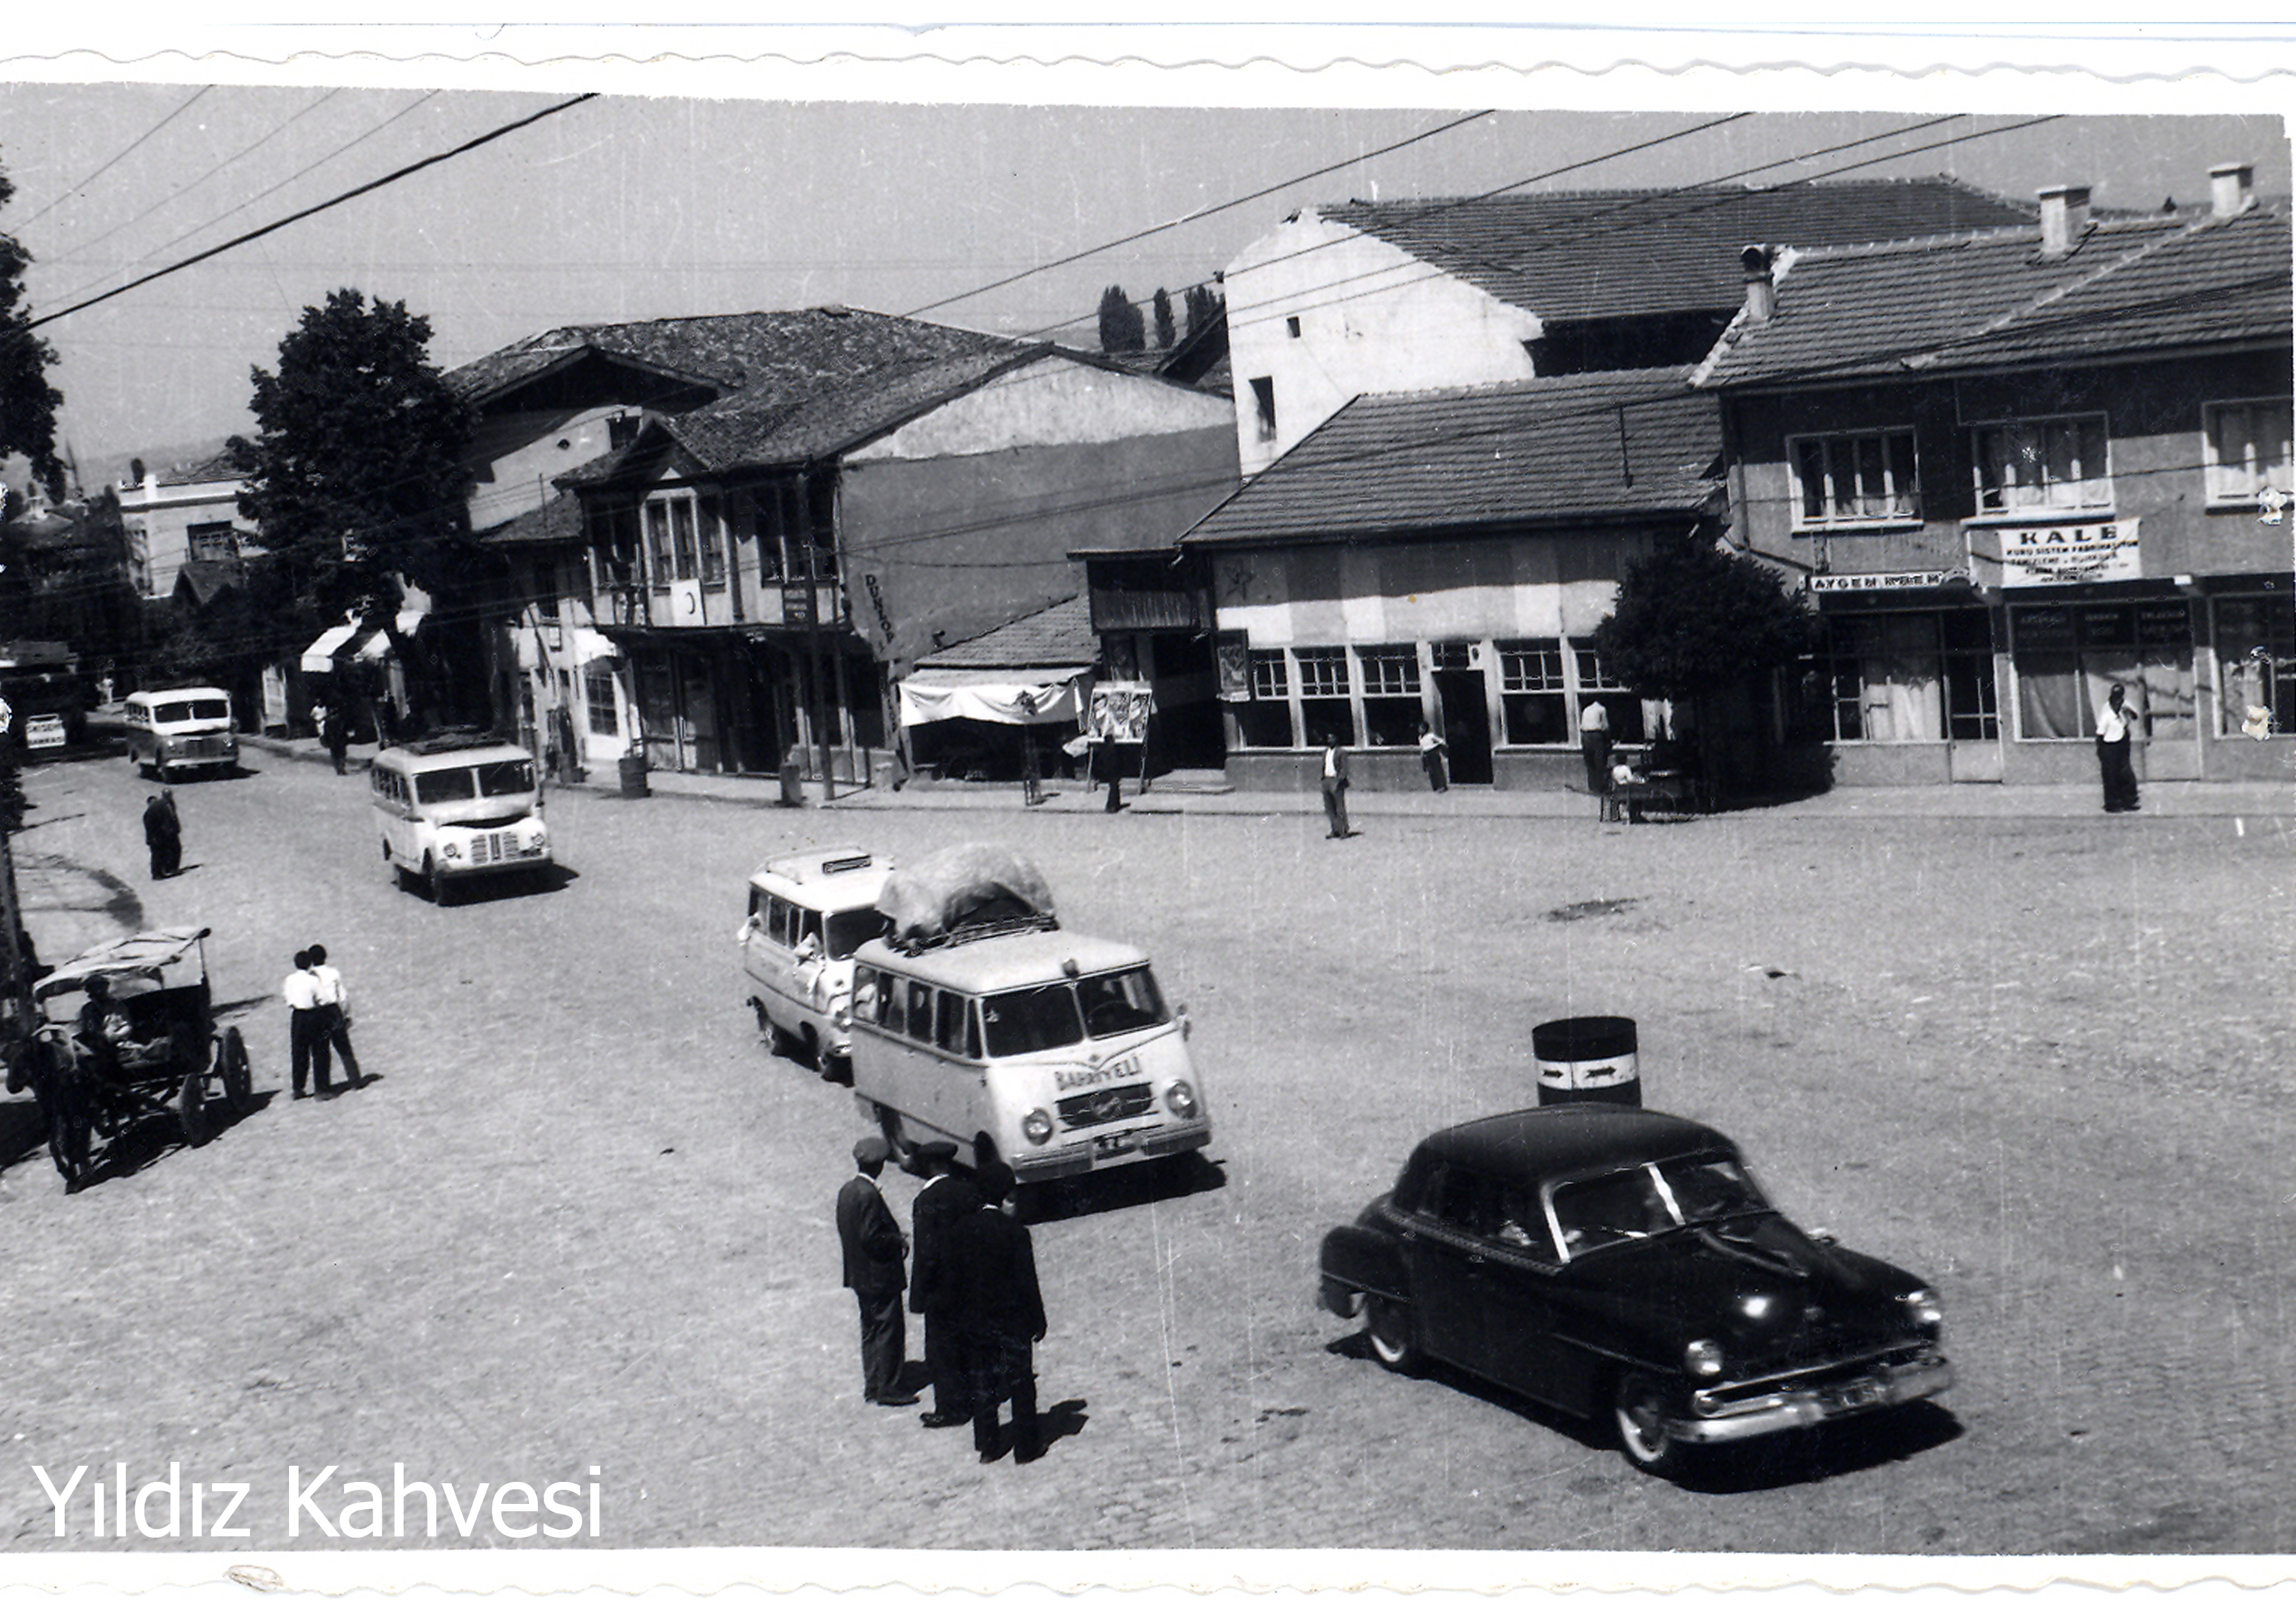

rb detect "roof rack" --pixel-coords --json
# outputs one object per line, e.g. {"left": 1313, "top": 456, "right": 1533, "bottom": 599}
{"left": 888, "top": 912, "right": 1060, "bottom": 955}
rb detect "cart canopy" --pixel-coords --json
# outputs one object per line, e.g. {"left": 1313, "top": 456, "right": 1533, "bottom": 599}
{"left": 34, "top": 927, "right": 211, "bottom": 1001}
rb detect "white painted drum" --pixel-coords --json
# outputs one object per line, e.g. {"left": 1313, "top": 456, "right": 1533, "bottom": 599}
{"left": 1531, "top": 1015, "right": 1641, "bottom": 1107}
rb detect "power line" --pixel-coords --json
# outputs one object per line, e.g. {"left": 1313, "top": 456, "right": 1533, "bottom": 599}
{"left": 29, "top": 93, "right": 596, "bottom": 331}
{"left": 41, "top": 88, "right": 345, "bottom": 269}
{"left": 899, "top": 108, "right": 1498, "bottom": 321}
{"left": 14, "top": 86, "right": 213, "bottom": 231}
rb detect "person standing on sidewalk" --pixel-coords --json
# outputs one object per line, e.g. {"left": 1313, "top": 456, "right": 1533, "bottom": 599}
{"left": 909, "top": 1140, "right": 982, "bottom": 1429}
{"left": 838, "top": 1135, "right": 916, "bottom": 1406}
{"left": 1015, "top": 691, "right": 1044, "bottom": 806}
{"left": 283, "top": 950, "right": 330, "bottom": 1099}
{"left": 2096, "top": 682, "right": 2141, "bottom": 813}
{"left": 1415, "top": 720, "right": 1448, "bottom": 793}
{"left": 946, "top": 1159, "right": 1047, "bottom": 1464}
{"left": 1579, "top": 698, "right": 1612, "bottom": 794}
{"left": 323, "top": 700, "right": 350, "bottom": 776}
{"left": 306, "top": 943, "right": 363, "bottom": 1090}
{"left": 1319, "top": 735, "right": 1352, "bottom": 839}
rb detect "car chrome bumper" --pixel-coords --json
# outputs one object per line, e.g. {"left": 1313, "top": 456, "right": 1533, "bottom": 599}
{"left": 1014, "top": 1120, "right": 1211, "bottom": 1181}
{"left": 1676, "top": 1353, "right": 1953, "bottom": 1446}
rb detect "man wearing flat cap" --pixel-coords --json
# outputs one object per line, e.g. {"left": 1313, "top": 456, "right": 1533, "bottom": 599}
{"left": 907, "top": 1140, "right": 982, "bottom": 1428}
{"left": 946, "top": 1159, "right": 1049, "bottom": 1464}
{"left": 837, "top": 1135, "right": 916, "bottom": 1406}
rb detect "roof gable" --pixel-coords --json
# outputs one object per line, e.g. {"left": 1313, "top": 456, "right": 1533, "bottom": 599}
{"left": 1183, "top": 367, "right": 1719, "bottom": 548}
{"left": 916, "top": 594, "right": 1096, "bottom": 669}
{"left": 1322, "top": 177, "right": 2034, "bottom": 325}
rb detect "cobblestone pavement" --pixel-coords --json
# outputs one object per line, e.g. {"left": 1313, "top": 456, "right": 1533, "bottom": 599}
{"left": 1, "top": 744, "right": 2291, "bottom": 1560}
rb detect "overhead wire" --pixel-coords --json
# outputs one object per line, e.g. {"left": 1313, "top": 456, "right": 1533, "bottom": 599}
{"left": 12, "top": 86, "right": 213, "bottom": 232}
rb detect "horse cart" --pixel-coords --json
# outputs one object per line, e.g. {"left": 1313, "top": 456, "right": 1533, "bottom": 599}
{"left": 14, "top": 925, "right": 253, "bottom": 1190}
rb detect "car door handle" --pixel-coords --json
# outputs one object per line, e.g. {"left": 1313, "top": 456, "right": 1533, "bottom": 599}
{"left": 1468, "top": 1253, "right": 1487, "bottom": 1265}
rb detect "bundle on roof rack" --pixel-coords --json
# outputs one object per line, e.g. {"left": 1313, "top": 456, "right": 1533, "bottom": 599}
{"left": 877, "top": 843, "right": 1057, "bottom": 952}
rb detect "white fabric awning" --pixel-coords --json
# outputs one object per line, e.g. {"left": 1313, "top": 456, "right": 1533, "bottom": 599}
{"left": 899, "top": 667, "right": 1091, "bottom": 728}
{"left": 299, "top": 623, "right": 360, "bottom": 673}
{"left": 517, "top": 626, "right": 621, "bottom": 673}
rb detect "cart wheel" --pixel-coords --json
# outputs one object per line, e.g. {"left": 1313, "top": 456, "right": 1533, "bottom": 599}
{"left": 178, "top": 1067, "right": 211, "bottom": 1146}
{"left": 220, "top": 1027, "right": 252, "bottom": 1112}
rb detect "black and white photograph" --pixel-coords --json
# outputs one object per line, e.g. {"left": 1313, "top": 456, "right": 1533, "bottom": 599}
{"left": 0, "top": 21, "right": 2291, "bottom": 1600}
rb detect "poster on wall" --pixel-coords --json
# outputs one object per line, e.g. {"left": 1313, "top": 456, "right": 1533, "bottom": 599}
{"left": 1216, "top": 632, "right": 1252, "bottom": 701}
{"left": 1090, "top": 682, "right": 1155, "bottom": 743}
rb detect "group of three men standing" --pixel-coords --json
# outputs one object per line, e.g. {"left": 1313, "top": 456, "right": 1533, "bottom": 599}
{"left": 837, "top": 1135, "right": 1047, "bottom": 1464}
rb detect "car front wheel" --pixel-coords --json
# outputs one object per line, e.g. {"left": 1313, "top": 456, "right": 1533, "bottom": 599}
{"left": 1613, "top": 1371, "right": 1688, "bottom": 1477}
{"left": 1365, "top": 1295, "right": 1419, "bottom": 1374}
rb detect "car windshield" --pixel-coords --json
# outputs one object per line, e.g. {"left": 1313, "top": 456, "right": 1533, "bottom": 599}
{"left": 1656, "top": 1155, "right": 1770, "bottom": 1225}
{"left": 1551, "top": 1166, "right": 1677, "bottom": 1256}
{"left": 1076, "top": 965, "right": 1168, "bottom": 1038}
{"left": 979, "top": 984, "right": 1085, "bottom": 1058}
{"left": 824, "top": 908, "right": 890, "bottom": 960}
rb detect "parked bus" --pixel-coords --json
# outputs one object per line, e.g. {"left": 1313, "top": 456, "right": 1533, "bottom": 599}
{"left": 122, "top": 687, "right": 237, "bottom": 781}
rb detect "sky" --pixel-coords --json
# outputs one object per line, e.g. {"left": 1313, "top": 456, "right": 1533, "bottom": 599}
{"left": 0, "top": 70, "right": 2287, "bottom": 478}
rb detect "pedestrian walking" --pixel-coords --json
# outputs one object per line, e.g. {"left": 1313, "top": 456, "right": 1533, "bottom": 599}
{"left": 283, "top": 950, "right": 332, "bottom": 1099}
{"left": 305, "top": 943, "right": 363, "bottom": 1090}
{"left": 142, "top": 791, "right": 181, "bottom": 879}
{"left": 838, "top": 1135, "right": 917, "bottom": 1405}
{"left": 908, "top": 1140, "right": 982, "bottom": 1429}
{"left": 322, "top": 700, "right": 350, "bottom": 776}
{"left": 2096, "top": 682, "right": 2141, "bottom": 813}
{"left": 946, "top": 1159, "right": 1047, "bottom": 1464}
{"left": 1579, "top": 699, "right": 1612, "bottom": 793}
{"left": 1015, "top": 692, "right": 1043, "bottom": 806}
{"left": 1319, "top": 735, "right": 1351, "bottom": 839}
{"left": 1415, "top": 720, "right": 1448, "bottom": 793}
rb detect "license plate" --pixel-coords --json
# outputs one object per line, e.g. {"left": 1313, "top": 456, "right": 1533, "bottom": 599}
{"left": 1093, "top": 1132, "right": 1137, "bottom": 1159}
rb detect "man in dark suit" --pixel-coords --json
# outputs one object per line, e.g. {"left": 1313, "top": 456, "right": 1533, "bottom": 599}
{"left": 946, "top": 1159, "right": 1048, "bottom": 1464}
{"left": 1319, "top": 735, "right": 1351, "bottom": 839}
{"left": 907, "top": 1140, "right": 982, "bottom": 1428}
{"left": 837, "top": 1136, "right": 916, "bottom": 1406}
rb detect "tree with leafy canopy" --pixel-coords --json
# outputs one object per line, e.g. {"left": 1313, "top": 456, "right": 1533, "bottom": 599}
{"left": 1151, "top": 288, "right": 1176, "bottom": 349}
{"left": 1182, "top": 283, "right": 1222, "bottom": 343}
{"left": 1096, "top": 285, "right": 1146, "bottom": 354}
{"left": 227, "top": 288, "right": 477, "bottom": 725}
{"left": 0, "top": 159, "right": 64, "bottom": 495}
{"left": 1590, "top": 533, "right": 1818, "bottom": 764}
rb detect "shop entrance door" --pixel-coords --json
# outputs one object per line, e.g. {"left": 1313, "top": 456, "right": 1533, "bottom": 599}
{"left": 1435, "top": 669, "right": 1492, "bottom": 785}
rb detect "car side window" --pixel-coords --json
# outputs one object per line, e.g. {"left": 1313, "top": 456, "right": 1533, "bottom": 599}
{"left": 1425, "top": 1164, "right": 1491, "bottom": 1236}
{"left": 1492, "top": 1183, "right": 1554, "bottom": 1260}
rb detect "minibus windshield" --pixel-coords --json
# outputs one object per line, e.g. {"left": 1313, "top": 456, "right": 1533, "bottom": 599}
{"left": 413, "top": 758, "right": 535, "bottom": 805}
{"left": 1078, "top": 965, "right": 1168, "bottom": 1037}
{"left": 825, "top": 908, "right": 890, "bottom": 960}
{"left": 154, "top": 698, "right": 228, "bottom": 724}
{"left": 980, "top": 985, "right": 1084, "bottom": 1058}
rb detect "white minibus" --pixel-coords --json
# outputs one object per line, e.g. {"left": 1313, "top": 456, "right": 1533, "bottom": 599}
{"left": 369, "top": 741, "right": 552, "bottom": 902}
{"left": 122, "top": 688, "right": 237, "bottom": 781}
{"left": 737, "top": 846, "right": 892, "bottom": 1078}
{"left": 850, "top": 921, "right": 1210, "bottom": 1194}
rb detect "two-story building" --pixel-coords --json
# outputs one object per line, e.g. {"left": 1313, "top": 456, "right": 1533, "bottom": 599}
{"left": 114, "top": 452, "right": 252, "bottom": 601}
{"left": 1693, "top": 163, "right": 2293, "bottom": 787}
{"left": 517, "top": 307, "right": 1236, "bottom": 782}
{"left": 1221, "top": 178, "right": 2032, "bottom": 478}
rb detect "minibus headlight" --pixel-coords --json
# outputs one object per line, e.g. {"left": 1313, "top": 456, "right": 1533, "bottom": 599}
{"left": 442, "top": 842, "right": 463, "bottom": 861}
{"left": 1165, "top": 1080, "right": 1198, "bottom": 1119}
{"left": 1021, "top": 1108, "right": 1054, "bottom": 1146}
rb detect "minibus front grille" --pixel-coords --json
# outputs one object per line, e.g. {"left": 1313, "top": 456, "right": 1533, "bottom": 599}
{"left": 1058, "top": 1083, "right": 1155, "bottom": 1130}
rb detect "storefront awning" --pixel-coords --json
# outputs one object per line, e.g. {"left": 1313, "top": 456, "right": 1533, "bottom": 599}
{"left": 898, "top": 667, "right": 1091, "bottom": 728}
{"left": 299, "top": 623, "right": 360, "bottom": 673}
{"left": 517, "top": 625, "right": 623, "bottom": 672}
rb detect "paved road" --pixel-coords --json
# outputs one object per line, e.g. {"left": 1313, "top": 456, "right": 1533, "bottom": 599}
{"left": 2, "top": 746, "right": 2291, "bottom": 1556}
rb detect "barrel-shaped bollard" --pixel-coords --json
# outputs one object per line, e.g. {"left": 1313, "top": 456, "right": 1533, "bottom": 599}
{"left": 1532, "top": 1015, "right": 1641, "bottom": 1107}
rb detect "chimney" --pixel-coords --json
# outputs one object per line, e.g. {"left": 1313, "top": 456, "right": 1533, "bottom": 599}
{"left": 1739, "top": 244, "right": 1776, "bottom": 325}
{"left": 2037, "top": 184, "right": 2091, "bottom": 258}
{"left": 2210, "top": 161, "right": 2255, "bottom": 218}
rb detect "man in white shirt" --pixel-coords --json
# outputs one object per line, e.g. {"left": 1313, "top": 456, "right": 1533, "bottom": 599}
{"left": 306, "top": 943, "right": 363, "bottom": 1090}
{"left": 1319, "top": 736, "right": 1351, "bottom": 839}
{"left": 2095, "top": 683, "right": 2140, "bottom": 813}
{"left": 283, "top": 951, "right": 330, "bottom": 1098}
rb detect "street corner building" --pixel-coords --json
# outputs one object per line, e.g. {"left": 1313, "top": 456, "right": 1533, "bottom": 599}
{"left": 451, "top": 308, "right": 1237, "bottom": 789}
{"left": 1693, "top": 162, "right": 2295, "bottom": 787}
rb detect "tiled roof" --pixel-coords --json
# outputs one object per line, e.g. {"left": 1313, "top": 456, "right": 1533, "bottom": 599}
{"left": 667, "top": 345, "right": 1040, "bottom": 471}
{"left": 157, "top": 450, "right": 243, "bottom": 486}
{"left": 916, "top": 594, "right": 1096, "bottom": 669}
{"left": 1182, "top": 367, "right": 1719, "bottom": 548}
{"left": 446, "top": 306, "right": 1016, "bottom": 413}
{"left": 1697, "top": 206, "right": 2292, "bottom": 387}
{"left": 1322, "top": 178, "right": 2033, "bottom": 324}
{"left": 480, "top": 490, "right": 586, "bottom": 547}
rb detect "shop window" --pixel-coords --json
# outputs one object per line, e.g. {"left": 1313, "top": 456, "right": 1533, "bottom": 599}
{"left": 1789, "top": 428, "right": 1919, "bottom": 528}
{"left": 1295, "top": 647, "right": 1354, "bottom": 746}
{"left": 2203, "top": 400, "right": 2295, "bottom": 507}
{"left": 1498, "top": 639, "right": 1569, "bottom": 745}
{"left": 584, "top": 665, "right": 618, "bottom": 737}
{"left": 1794, "top": 611, "right": 2001, "bottom": 743}
{"left": 1972, "top": 415, "right": 2111, "bottom": 514}
{"left": 2212, "top": 595, "right": 2296, "bottom": 737}
{"left": 2011, "top": 602, "right": 2192, "bottom": 740}
{"left": 1236, "top": 650, "right": 1293, "bottom": 748}
{"left": 1572, "top": 649, "right": 1648, "bottom": 743}
{"left": 1358, "top": 645, "right": 1421, "bottom": 748}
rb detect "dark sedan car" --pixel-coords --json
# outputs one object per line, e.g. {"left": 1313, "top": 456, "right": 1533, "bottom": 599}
{"left": 1319, "top": 1105, "right": 1952, "bottom": 1475}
